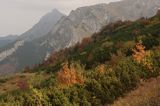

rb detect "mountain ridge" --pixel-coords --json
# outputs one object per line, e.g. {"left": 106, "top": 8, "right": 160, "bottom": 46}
{"left": 0, "top": 11, "right": 159, "bottom": 105}
{"left": 18, "top": 9, "right": 65, "bottom": 41}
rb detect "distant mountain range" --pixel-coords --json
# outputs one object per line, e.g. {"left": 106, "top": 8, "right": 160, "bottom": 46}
{"left": 0, "top": 0, "right": 160, "bottom": 75}
{"left": 0, "top": 35, "right": 17, "bottom": 48}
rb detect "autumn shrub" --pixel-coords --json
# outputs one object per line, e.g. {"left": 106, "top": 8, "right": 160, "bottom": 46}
{"left": 131, "top": 42, "right": 160, "bottom": 78}
{"left": 57, "top": 62, "right": 84, "bottom": 87}
{"left": 132, "top": 42, "right": 146, "bottom": 63}
{"left": 0, "top": 12, "right": 160, "bottom": 106}
{"left": 96, "top": 64, "right": 106, "bottom": 74}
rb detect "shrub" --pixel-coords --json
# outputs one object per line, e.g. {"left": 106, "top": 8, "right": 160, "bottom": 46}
{"left": 132, "top": 42, "right": 146, "bottom": 63}
{"left": 57, "top": 62, "right": 84, "bottom": 87}
{"left": 142, "top": 37, "right": 159, "bottom": 50}
{"left": 114, "top": 59, "right": 140, "bottom": 90}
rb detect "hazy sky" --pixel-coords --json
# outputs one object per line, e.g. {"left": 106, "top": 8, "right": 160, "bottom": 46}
{"left": 0, "top": 0, "right": 120, "bottom": 36}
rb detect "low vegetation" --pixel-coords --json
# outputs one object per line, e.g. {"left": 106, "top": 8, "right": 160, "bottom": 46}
{"left": 0, "top": 12, "right": 159, "bottom": 105}
{"left": 111, "top": 76, "right": 160, "bottom": 106}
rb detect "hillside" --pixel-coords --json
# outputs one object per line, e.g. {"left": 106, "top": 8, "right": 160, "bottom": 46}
{"left": 0, "top": 12, "right": 159, "bottom": 105}
{"left": 111, "top": 76, "right": 160, "bottom": 106}
{"left": 0, "top": 9, "right": 64, "bottom": 75}
{"left": 0, "top": 0, "right": 160, "bottom": 75}
{"left": 18, "top": 9, "right": 65, "bottom": 41}
{"left": 0, "top": 35, "right": 17, "bottom": 48}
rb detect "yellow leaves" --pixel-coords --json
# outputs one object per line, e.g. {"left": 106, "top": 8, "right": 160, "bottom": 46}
{"left": 132, "top": 43, "right": 146, "bottom": 63}
{"left": 132, "top": 43, "right": 153, "bottom": 70}
{"left": 141, "top": 51, "right": 153, "bottom": 70}
{"left": 96, "top": 64, "right": 114, "bottom": 75}
{"left": 30, "top": 88, "right": 44, "bottom": 106}
{"left": 32, "top": 88, "right": 43, "bottom": 100}
{"left": 96, "top": 64, "right": 106, "bottom": 74}
{"left": 57, "top": 62, "right": 84, "bottom": 87}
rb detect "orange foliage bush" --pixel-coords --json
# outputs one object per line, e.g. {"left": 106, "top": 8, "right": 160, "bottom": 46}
{"left": 132, "top": 43, "right": 153, "bottom": 70}
{"left": 96, "top": 64, "right": 106, "bottom": 74}
{"left": 57, "top": 63, "right": 84, "bottom": 87}
{"left": 132, "top": 43, "right": 146, "bottom": 63}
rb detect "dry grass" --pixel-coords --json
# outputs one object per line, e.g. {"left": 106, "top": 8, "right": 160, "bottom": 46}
{"left": 109, "top": 76, "right": 160, "bottom": 106}
{"left": 0, "top": 73, "right": 35, "bottom": 94}
{"left": 0, "top": 72, "right": 52, "bottom": 94}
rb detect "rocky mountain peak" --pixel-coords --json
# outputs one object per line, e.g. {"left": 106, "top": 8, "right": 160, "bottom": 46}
{"left": 18, "top": 9, "right": 64, "bottom": 41}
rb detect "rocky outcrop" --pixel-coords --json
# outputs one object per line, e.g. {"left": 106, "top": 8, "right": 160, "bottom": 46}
{"left": 0, "top": 9, "right": 64, "bottom": 63}
{"left": 41, "top": 0, "right": 160, "bottom": 51}
{"left": 0, "top": 40, "right": 24, "bottom": 61}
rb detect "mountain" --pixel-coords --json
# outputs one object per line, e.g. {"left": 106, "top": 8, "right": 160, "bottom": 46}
{"left": 0, "top": 11, "right": 159, "bottom": 105}
{"left": 41, "top": 0, "right": 160, "bottom": 50}
{"left": 0, "top": 0, "right": 160, "bottom": 75}
{"left": 0, "top": 35, "right": 17, "bottom": 48}
{"left": 0, "top": 9, "right": 64, "bottom": 75}
{"left": 19, "top": 9, "right": 65, "bottom": 41}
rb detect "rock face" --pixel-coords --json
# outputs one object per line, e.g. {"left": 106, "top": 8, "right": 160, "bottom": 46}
{"left": 41, "top": 4, "right": 110, "bottom": 50}
{"left": 41, "top": 0, "right": 160, "bottom": 51}
{"left": 0, "top": 9, "right": 64, "bottom": 75}
{"left": 0, "top": 0, "right": 160, "bottom": 75}
{"left": 0, "top": 40, "right": 24, "bottom": 61}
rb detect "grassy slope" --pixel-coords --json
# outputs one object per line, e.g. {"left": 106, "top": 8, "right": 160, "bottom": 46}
{"left": 33, "top": 13, "right": 160, "bottom": 73}
{"left": 110, "top": 76, "right": 160, "bottom": 106}
{"left": 0, "top": 73, "right": 34, "bottom": 94}
{"left": 0, "top": 13, "right": 159, "bottom": 105}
